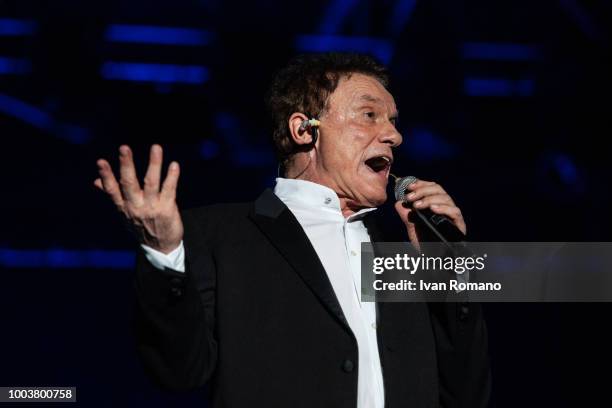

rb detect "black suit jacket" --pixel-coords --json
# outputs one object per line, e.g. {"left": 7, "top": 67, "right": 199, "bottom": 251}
{"left": 134, "top": 189, "right": 490, "bottom": 407}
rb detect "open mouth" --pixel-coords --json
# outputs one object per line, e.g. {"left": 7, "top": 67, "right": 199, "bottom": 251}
{"left": 365, "top": 155, "right": 392, "bottom": 174}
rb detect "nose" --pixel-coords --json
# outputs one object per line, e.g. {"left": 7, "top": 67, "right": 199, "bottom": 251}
{"left": 379, "top": 122, "right": 403, "bottom": 148}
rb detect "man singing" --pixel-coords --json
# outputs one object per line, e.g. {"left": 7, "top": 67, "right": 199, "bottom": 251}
{"left": 94, "top": 53, "right": 490, "bottom": 408}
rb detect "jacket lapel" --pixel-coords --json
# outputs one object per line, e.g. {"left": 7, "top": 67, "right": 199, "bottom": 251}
{"left": 248, "top": 189, "right": 351, "bottom": 332}
{"left": 363, "top": 210, "right": 387, "bottom": 353}
{"left": 363, "top": 208, "right": 413, "bottom": 356}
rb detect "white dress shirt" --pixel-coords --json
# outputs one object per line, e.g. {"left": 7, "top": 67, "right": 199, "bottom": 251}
{"left": 142, "top": 178, "right": 385, "bottom": 408}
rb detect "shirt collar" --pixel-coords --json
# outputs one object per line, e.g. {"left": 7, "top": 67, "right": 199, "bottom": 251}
{"left": 273, "top": 178, "right": 377, "bottom": 221}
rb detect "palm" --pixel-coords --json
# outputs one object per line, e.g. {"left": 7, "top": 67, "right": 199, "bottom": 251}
{"left": 93, "top": 144, "right": 183, "bottom": 254}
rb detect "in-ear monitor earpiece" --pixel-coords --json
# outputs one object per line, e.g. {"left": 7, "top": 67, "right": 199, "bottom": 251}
{"left": 299, "top": 118, "right": 320, "bottom": 145}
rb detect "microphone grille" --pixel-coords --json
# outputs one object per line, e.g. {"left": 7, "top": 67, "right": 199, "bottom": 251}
{"left": 393, "top": 176, "right": 418, "bottom": 201}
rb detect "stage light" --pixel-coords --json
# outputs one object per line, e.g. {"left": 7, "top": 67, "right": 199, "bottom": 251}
{"left": 0, "top": 248, "right": 135, "bottom": 269}
{"left": 105, "top": 24, "right": 213, "bottom": 46}
{"left": 462, "top": 42, "right": 540, "bottom": 61}
{"left": 0, "top": 18, "right": 36, "bottom": 36}
{"left": 0, "top": 56, "right": 31, "bottom": 75}
{"left": 295, "top": 35, "right": 393, "bottom": 64}
{"left": 101, "top": 61, "right": 209, "bottom": 84}
{"left": 464, "top": 77, "right": 534, "bottom": 97}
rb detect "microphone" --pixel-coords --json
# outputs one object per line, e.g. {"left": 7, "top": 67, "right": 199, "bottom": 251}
{"left": 392, "top": 175, "right": 467, "bottom": 246}
{"left": 393, "top": 176, "right": 473, "bottom": 296}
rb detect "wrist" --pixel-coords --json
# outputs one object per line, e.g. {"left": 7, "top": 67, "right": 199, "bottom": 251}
{"left": 142, "top": 239, "right": 182, "bottom": 255}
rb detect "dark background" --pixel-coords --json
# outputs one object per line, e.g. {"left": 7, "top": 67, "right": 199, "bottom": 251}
{"left": 1, "top": 0, "right": 611, "bottom": 406}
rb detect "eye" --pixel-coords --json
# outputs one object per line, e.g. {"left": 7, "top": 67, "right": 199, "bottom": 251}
{"left": 364, "top": 111, "right": 376, "bottom": 119}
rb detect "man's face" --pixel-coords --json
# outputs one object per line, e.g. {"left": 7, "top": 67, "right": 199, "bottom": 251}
{"left": 313, "top": 73, "right": 402, "bottom": 208}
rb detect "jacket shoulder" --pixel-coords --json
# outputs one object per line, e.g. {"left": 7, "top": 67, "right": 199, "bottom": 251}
{"left": 180, "top": 201, "right": 254, "bottom": 243}
{"left": 183, "top": 202, "right": 252, "bottom": 219}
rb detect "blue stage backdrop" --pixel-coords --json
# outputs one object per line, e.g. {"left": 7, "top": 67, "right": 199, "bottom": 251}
{"left": 1, "top": 0, "right": 611, "bottom": 406}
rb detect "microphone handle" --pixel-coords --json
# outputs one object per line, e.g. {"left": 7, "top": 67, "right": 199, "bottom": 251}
{"left": 392, "top": 174, "right": 468, "bottom": 252}
{"left": 410, "top": 207, "right": 467, "bottom": 245}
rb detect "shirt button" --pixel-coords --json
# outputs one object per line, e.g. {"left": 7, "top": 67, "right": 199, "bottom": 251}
{"left": 459, "top": 303, "right": 469, "bottom": 322}
{"left": 350, "top": 250, "right": 357, "bottom": 256}
{"left": 342, "top": 359, "right": 355, "bottom": 373}
{"left": 324, "top": 197, "right": 332, "bottom": 204}
{"left": 371, "top": 323, "right": 377, "bottom": 330}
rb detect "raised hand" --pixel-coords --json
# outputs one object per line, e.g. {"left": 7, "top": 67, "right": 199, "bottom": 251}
{"left": 394, "top": 179, "right": 467, "bottom": 247}
{"left": 94, "top": 144, "right": 183, "bottom": 254}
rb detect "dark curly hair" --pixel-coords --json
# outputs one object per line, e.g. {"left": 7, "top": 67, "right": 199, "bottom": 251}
{"left": 266, "top": 52, "right": 389, "bottom": 165}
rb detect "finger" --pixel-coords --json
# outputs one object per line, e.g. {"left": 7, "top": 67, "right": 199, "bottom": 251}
{"left": 430, "top": 204, "right": 466, "bottom": 234}
{"left": 93, "top": 178, "right": 103, "bottom": 190}
{"left": 118, "top": 145, "right": 142, "bottom": 203}
{"left": 394, "top": 201, "right": 420, "bottom": 249}
{"left": 405, "top": 185, "right": 449, "bottom": 203}
{"left": 161, "top": 161, "right": 180, "bottom": 201}
{"left": 412, "top": 194, "right": 454, "bottom": 209}
{"left": 143, "top": 144, "right": 163, "bottom": 200}
{"left": 407, "top": 179, "right": 436, "bottom": 191}
{"left": 96, "top": 159, "right": 124, "bottom": 207}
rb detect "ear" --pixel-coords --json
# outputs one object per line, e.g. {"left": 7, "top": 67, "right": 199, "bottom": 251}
{"left": 288, "top": 112, "right": 315, "bottom": 146}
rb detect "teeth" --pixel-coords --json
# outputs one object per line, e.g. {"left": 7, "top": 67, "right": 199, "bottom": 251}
{"left": 365, "top": 155, "right": 392, "bottom": 172}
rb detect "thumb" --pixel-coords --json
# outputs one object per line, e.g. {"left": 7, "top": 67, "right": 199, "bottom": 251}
{"left": 394, "top": 200, "right": 420, "bottom": 249}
